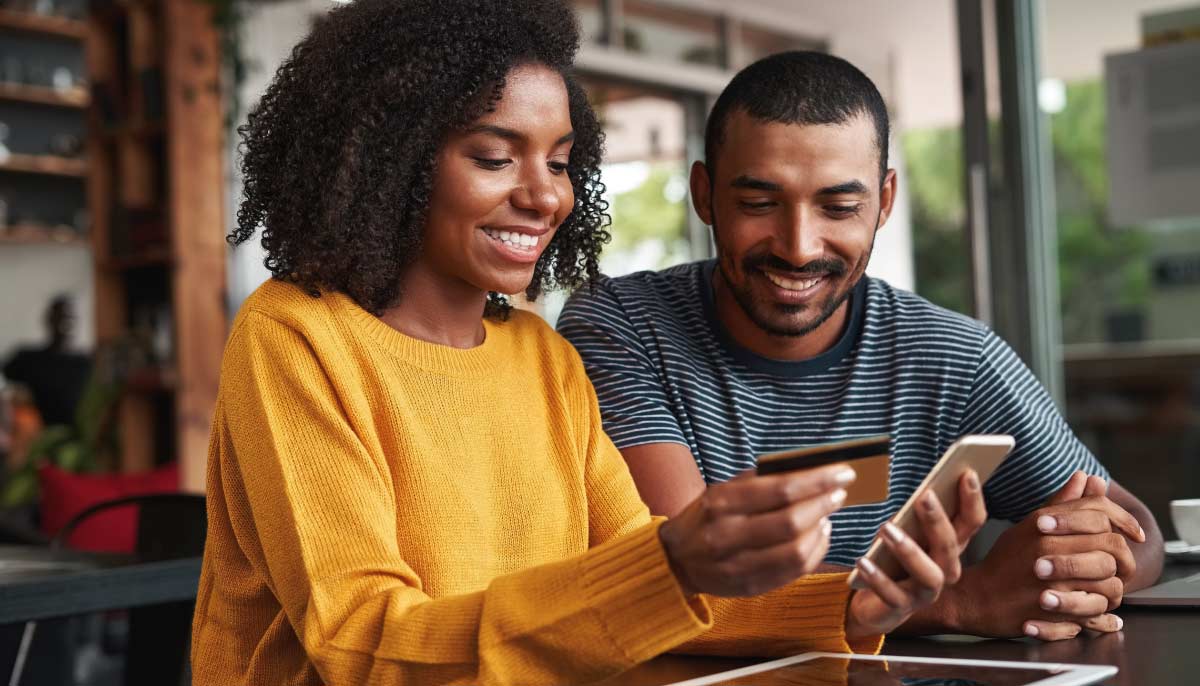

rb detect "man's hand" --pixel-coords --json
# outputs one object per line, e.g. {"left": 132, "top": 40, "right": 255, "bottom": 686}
{"left": 659, "top": 465, "right": 855, "bottom": 597}
{"left": 845, "top": 470, "right": 987, "bottom": 638}
{"left": 954, "top": 471, "right": 1146, "bottom": 641}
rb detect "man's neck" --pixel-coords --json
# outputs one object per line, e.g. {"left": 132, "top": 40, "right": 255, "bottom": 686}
{"left": 711, "top": 267, "right": 851, "bottom": 362}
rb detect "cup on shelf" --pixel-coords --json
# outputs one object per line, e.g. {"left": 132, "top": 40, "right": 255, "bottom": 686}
{"left": 1172, "top": 499, "right": 1200, "bottom": 546}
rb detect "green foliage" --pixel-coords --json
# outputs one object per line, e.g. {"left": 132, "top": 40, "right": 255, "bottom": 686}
{"left": 606, "top": 164, "right": 689, "bottom": 266}
{"left": 902, "top": 78, "right": 1152, "bottom": 342}
{"left": 0, "top": 370, "right": 121, "bottom": 508}
{"left": 903, "top": 127, "right": 971, "bottom": 315}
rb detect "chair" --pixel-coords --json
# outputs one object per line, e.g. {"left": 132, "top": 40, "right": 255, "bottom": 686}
{"left": 8, "top": 493, "right": 206, "bottom": 686}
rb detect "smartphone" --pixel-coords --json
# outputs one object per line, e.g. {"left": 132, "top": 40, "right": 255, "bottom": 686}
{"left": 757, "top": 435, "right": 890, "bottom": 507}
{"left": 847, "top": 434, "right": 1015, "bottom": 590}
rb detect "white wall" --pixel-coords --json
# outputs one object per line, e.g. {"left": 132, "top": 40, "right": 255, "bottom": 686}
{"left": 0, "top": 243, "right": 93, "bottom": 360}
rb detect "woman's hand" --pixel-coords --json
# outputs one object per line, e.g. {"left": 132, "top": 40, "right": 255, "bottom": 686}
{"left": 845, "top": 470, "right": 987, "bottom": 639}
{"left": 659, "top": 465, "right": 856, "bottom": 597}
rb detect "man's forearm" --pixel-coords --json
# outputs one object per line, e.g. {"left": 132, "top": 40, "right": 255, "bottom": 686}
{"left": 1126, "top": 505, "right": 1164, "bottom": 591}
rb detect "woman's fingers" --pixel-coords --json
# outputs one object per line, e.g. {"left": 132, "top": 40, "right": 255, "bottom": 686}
{"left": 702, "top": 487, "right": 846, "bottom": 559}
{"left": 913, "top": 491, "right": 962, "bottom": 583}
{"left": 881, "top": 522, "right": 944, "bottom": 601}
{"left": 704, "top": 465, "right": 855, "bottom": 518}
{"left": 718, "top": 517, "right": 833, "bottom": 594}
{"left": 954, "top": 470, "right": 987, "bottom": 546}
{"left": 854, "top": 555, "right": 910, "bottom": 610}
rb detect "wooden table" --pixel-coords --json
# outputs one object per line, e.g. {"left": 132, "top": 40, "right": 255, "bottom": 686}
{"left": 605, "top": 563, "right": 1200, "bottom": 686}
{"left": 0, "top": 545, "right": 201, "bottom": 624}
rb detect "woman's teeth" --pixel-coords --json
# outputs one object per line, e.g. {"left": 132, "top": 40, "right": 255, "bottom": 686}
{"left": 765, "top": 272, "right": 821, "bottom": 291}
{"left": 484, "top": 228, "right": 537, "bottom": 249}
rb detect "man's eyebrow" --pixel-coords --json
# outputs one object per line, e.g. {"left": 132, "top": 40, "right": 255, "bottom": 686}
{"left": 730, "top": 175, "right": 782, "bottom": 192}
{"left": 817, "top": 180, "right": 869, "bottom": 195}
{"left": 465, "top": 125, "right": 575, "bottom": 146}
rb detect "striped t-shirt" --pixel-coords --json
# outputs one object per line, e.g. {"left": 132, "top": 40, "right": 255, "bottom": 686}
{"left": 557, "top": 260, "right": 1108, "bottom": 566}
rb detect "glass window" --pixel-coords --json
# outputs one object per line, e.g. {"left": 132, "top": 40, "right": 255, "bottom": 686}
{"left": 1040, "top": 0, "right": 1200, "bottom": 537}
{"left": 621, "top": 0, "right": 723, "bottom": 67}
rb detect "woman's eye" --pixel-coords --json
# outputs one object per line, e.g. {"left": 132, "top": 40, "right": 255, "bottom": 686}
{"left": 548, "top": 160, "right": 569, "bottom": 174}
{"left": 473, "top": 157, "right": 512, "bottom": 170}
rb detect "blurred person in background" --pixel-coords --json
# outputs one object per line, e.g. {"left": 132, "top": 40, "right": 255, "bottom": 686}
{"left": 2, "top": 295, "right": 91, "bottom": 429}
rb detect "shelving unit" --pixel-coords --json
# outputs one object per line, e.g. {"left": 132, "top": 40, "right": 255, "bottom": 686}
{"left": 0, "top": 82, "right": 89, "bottom": 108}
{"left": 85, "top": 0, "right": 226, "bottom": 491}
{"left": 0, "top": 8, "right": 87, "bottom": 39}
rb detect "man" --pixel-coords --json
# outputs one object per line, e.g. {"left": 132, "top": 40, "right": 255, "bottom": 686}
{"left": 3, "top": 295, "right": 91, "bottom": 427}
{"left": 558, "top": 51, "right": 1163, "bottom": 641}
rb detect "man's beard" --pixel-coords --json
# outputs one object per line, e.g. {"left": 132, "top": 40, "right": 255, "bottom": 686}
{"left": 712, "top": 219, "right": 874, "bottom": 339}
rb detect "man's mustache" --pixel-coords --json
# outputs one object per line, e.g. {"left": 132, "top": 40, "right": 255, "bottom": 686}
{"left": 743, "top": 254, "right": 848, "bottom": 277}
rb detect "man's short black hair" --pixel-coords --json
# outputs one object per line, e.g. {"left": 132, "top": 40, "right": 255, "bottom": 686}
{"left": 704, "top": 51, "right": 890, "bottom": 182}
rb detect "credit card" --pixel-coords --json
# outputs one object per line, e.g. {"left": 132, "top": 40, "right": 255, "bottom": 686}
{"left": 756, "top": 435, "right": 891, "bottom": 506}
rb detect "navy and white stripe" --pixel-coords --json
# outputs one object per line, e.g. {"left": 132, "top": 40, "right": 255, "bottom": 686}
{"left": 557, "top": 260, "right": 1107, "bottom": 566}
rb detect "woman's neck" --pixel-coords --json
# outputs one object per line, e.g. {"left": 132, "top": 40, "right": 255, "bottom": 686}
{"left": 377, "top": 263, "right": 489, "bottom": 349}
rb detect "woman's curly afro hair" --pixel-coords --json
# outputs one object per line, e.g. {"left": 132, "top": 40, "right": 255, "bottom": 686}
{"left": 230, "top": 0, "right": 609, "bottom": 318}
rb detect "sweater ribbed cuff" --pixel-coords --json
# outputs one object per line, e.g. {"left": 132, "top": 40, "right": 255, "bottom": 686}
{"left": 581, "top": 520, "right": 711, "bottom": 664}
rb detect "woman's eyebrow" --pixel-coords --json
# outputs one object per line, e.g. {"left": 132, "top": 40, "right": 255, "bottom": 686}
{"left": 465, "top": 124, "right": 575, "bottom": 145}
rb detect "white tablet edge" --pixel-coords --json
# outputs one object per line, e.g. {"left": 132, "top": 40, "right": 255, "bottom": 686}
{"left": 662, "top": 651, "right": 1118, "bottom": 686}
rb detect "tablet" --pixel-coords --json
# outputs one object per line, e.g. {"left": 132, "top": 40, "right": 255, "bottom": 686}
{"left": 663, "top": 652, "right": 1117, "bottom": 686}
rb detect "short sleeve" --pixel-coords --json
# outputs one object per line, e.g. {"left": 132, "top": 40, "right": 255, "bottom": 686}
{"left": 557, "top": 280, "right": 688, "bottom": 450}
{"left": 959, "top": 331, "right": 1109, "bottom": 521}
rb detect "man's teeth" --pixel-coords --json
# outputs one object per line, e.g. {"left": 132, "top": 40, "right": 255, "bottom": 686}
{"left": 484, "top": 228, "right": 537, "bottom": 249}
{"left": 765, "top": 273, "right": 821, "bottom": 291}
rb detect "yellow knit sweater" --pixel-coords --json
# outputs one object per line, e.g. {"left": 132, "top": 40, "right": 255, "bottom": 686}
{"left": 190, "top": 279, "right": 880, "bottom": 686}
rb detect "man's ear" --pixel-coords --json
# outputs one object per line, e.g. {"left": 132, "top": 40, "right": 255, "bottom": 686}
{"left": 876, "top": 168, "right": 898, "bottom": 230}
{"left": 689, "top": 160, "right": 713, "bottom": 225}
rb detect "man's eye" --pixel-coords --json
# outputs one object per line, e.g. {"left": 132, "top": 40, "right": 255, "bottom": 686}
{"left": 738, "top": 201, "right": 774, "bottom": 211}
{"left": 473, "top": 157, "right": 512, "bottom": 170}
{"left": 827, "top": 204, "right": 862, "bottom": 217}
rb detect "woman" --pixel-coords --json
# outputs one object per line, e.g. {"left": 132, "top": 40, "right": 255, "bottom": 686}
{"left": 191, "top": 1, "right": 982, "bottom": 684}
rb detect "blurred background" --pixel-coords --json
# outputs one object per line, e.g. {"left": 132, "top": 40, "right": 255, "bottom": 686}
{"left": 0, "top": 0, "right": 1197, "bottom": 553}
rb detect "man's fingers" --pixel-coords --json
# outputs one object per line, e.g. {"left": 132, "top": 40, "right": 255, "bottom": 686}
{"left": 913, "top": 490, "right": 962, "bottom": 583}
{"left": 1046, "top": 471, "right": 1088, "bottom": 505}
{"left": 707, "top": 465, "right": 855, "bottom": 517}
{"left": 1040, "top": 496, "right": 1145, "bottom": 543}
{"left": 1035, "top": 551, "right": 1118, "bottom": 581}
{"left": 954, "top": 469, "right": 987, "bottom": 546}
{"left": 1039, "top": 589, "right": 1109, "bottom": 618}
{"left": 1050, "top": 577, "right": 1124, "bottom": 611}
{"left": 1036, "top": 509, "right": 1111, "bottom": 536}
{"left": 1024, "top": 620, "right": 1082, "bottom": 642}
{"left": 1082, "top": 475, "right": 1108, "bottom": 498}
{"left": 704, "top": 489, "right": 845, "bottom": 558}
{"left": 1080, "top": 613, "right": 1124, "bottom": 633}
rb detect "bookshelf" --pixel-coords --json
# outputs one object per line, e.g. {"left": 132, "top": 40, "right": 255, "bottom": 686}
{"left": 85, "top": 0, "right": 226, "bottom": 491}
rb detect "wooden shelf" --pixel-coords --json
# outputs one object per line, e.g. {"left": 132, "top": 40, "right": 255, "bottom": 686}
{"left": 0, "top": 153, "right": 88, "bottom": 178}
{"left": 0, "top": 9, "right": 87, "bottom": 39}
{"left": 0, "top": 82, "right": 89, "bottom": 108}
{"left": 0, "top": 222, "right": 84, "bottom": 245}
{"left": 100, "top": 246, "right": 174, "bottom": 271}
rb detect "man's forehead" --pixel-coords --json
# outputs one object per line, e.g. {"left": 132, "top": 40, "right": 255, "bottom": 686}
{"left": 716, "top": 110, "right": 880, "bottom": 181}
